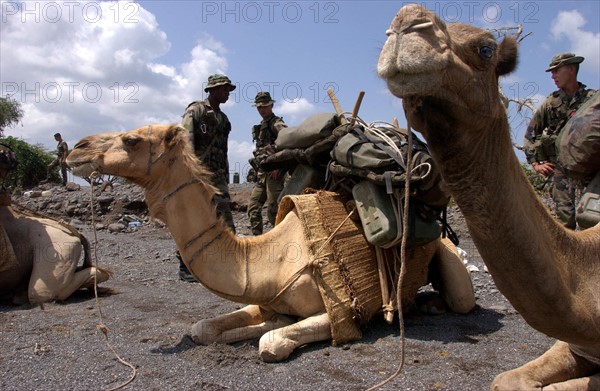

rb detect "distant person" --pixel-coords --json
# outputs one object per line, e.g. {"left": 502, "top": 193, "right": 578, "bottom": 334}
{"left": 177, "top": 73, "right": 236, "bottom": 282}
{"left": 523, "top": 52, "right": 596, "bottom": 229}
{"left": 247, "top": 92, "right": 287, "bottom": 235}
{"left": 47, "top": 132, "right": 69, "bottom": 186}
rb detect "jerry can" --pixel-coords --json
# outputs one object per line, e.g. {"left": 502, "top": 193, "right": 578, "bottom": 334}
{"left": 577, "top": 171, "right": 600, "bottom": 229}
{"left": 352, "top": 180, "right": 398, "bottom": 247}
{"left": 277, "top": 164, "right": 326, "bottom": 203}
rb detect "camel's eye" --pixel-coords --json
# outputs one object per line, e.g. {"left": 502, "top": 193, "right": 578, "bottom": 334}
{"left": 122, "top": 136, "right": 141, "bottom": 147}
{"left": 478, "top": 45, "right": 495, "bottom": 59}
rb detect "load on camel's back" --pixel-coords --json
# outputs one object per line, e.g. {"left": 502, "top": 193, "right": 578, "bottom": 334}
{"left": 66, "top": 123, "right": 476, "bottom": 362}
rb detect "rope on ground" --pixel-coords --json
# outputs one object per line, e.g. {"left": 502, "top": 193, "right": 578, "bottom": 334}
{"left": 88, "top": 172, "right": 137, "bottom": 391}
{"left": 367, "top": 121, "right": 414, "bottom": 391}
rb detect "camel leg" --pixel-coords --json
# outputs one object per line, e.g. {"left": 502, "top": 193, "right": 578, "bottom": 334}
{"left": 191, "top": 305, "right": 296, "bottom": 345}
{"left": 258, "top": 311, "right": 331, "bottom": 362}
{"left": 55, "top": 267, "right": 111, "bottom": 301}
{"left": 28, "top": 238, "right": 109, "bottom": 303}
{"left": 433, "top": 237, "right": 476, "bottom": 314}
{"left": 491, "top": 340, "right": 600, "bottom": 390}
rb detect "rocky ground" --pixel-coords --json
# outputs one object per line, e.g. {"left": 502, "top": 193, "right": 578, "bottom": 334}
{"left": 1, "top": 181, "right": 555, "bottom": 390}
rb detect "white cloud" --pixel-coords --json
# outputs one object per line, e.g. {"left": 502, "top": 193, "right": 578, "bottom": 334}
{"left": 0, "top": 1, "right": 229, "bottom": 157}
{"left": 276, "top": 98, "right": 316, "bottom": 124}
{"left": 228, "top": 139, "right": 254, "bottom": 179}
{"left": 550, "top": 10, "right": 600, "bottom": 74}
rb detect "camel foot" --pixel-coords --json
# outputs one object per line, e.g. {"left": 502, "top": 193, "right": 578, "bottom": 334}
{"left": 259, "top": 335, "right": 297, "bottom": 362}
{"left": 191, "top": 312, "right": 296, "bottom": 346}
{"left": 80, "top": 267, "right": 111, "bottom": 289}
{"left": 491, "top": 341, "right": 600, "bottom": 390}
{"left": 258, "top": 312, "right": 332, "bottom": 362}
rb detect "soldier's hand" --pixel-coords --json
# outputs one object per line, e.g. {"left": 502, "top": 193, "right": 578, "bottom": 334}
{"left": 532, "top": 161, "right": 555, "bottom": 177}
{"left": 267, "top": 170, "right": 280, "bottom": 180}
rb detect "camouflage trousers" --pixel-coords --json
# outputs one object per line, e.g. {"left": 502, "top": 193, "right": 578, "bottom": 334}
{"left": 247, "top": 172, "right": 284, "bottom": 235}
{"left": 212, "top": 175, "right": 236, "bottom": 233}
{"left": 551, "top": 168, "right": 577, "bottom": 230}
{"left": 48, "top": 158, "right": 68, "bottom": 185}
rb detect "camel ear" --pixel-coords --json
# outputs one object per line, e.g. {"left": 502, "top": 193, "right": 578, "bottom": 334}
{"left": 164, "top": 125, "right": 185, "bottom": 147}
{"left": 496, "top": 36, "right": 518, "bottom": 76}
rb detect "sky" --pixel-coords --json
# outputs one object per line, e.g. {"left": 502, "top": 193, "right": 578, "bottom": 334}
{"left": 1, "top": 0, "right": 599, "bottom": 183}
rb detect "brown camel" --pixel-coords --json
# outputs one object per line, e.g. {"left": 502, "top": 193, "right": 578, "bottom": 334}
{"left": 378, "top": 4, "right": 600, "bottom": 390}
{"left": 66, "top": 124, "right": 475, "bottom": 362}
{"left": 0, "top": 203, "right": 111, "bottom": 304}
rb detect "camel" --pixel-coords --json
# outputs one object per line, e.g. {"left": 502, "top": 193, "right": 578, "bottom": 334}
{"left": 0, "top": 202, "right": 111, "bottom": 305}
{"left": 66, "top": 123, "right": 476, "bottom": 362}
{"left": 377, "top": 4, "right": 600, "bottom": 390}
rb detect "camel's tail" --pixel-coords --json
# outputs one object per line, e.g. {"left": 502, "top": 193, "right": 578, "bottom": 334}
{"left": 79, "top": 231, "right": 93, "bottom": 268}
{"left": 76, "top": 233, "right": 113, "bottom": 278}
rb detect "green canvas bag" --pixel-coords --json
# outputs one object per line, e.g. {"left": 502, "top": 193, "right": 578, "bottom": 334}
{"left": 275, "top": 113, "right": 340, "bottom": 151}
{"left": 556, "top": 90, "right": 600, "bottom": 180}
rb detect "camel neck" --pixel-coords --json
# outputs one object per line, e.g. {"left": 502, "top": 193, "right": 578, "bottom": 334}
{"left": 145, "top": 163, "right": 250, "bottom": 300}
{"left": 427, "top": 108, "right": 599, "bottom": 343}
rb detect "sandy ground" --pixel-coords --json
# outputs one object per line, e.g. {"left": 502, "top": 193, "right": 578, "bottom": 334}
{"left": 1, "top": 184, "right": 555, "bottom": 390}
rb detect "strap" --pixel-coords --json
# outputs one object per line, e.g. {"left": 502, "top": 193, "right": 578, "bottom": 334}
{"left": 353, "top": 126, "right": 407, "bottom": 171}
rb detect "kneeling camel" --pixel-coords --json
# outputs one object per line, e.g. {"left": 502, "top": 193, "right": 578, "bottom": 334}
{"left": 67, "top": 124, "right": 475, "bottom": 361}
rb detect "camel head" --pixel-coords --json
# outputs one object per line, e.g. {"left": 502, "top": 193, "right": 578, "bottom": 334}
{"left": 67, "top": 124, "right": 207, "bottom": 188}
{"left": 377, "top": 4, "right": 518, "bottom": 141}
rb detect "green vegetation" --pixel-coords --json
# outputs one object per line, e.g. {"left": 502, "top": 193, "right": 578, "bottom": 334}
{"left": 0, "top": 96, "right": 24, "bottom": 136}
{"left": 0, "top": 136, "right": 56, "bottom": 190}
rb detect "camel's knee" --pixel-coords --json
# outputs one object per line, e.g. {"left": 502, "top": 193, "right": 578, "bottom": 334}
{"left": 190, "top": 319, "right": 219, "bottom": 345}
{"left": 258, "top": 330, "right": 297, "bottom": 363}
{"left": 95, "top": 267, "right": 111, "bottom": 283}
{"left": 491, "top": 369, "right": 539, "bottom": 391}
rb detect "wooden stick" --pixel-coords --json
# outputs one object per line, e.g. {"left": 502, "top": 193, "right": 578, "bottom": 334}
{"left": 350, "top": 91, "right": 365, "bottom": 125}
{"left": 327, "top": 88, "right": 347, "bottom": 124}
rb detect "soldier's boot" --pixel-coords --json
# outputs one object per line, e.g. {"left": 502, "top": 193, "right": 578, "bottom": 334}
{"left": 176, "top": 251, "right": 197, "bottom": 283}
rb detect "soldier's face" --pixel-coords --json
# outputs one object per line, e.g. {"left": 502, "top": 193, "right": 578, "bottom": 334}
{"left": 210, "top": 85, "right": 231, "bottom": 103}
{"left": 551, "top": 65, "right": 576, "bottom": 90}
{"left": 257, "top": 105, "right": 273, "bottom": 119}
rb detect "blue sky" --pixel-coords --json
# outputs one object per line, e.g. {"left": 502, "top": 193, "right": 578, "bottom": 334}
{"left": 1, "top": 1, "right": 599, "bottom": 182}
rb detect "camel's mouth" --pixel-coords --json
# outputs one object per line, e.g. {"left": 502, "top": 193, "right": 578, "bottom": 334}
{"left": 66, "top": 159, "right": 98, "bottom": 178}
{"left": 377, "top": 5, "right": 449, "bottom": 98}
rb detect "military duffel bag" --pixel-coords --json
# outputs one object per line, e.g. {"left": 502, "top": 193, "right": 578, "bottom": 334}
{"left": 275, "top": 113, "right": 340, "bottom": 151}
{"left": 556, "top": 90, "right": 600, "bottom": 181}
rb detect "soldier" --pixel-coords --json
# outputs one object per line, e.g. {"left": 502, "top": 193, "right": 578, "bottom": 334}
{"left": 177, "top": 74, "right": 236, "bottom": 281}
{"left": 247, "top": 92, "right": 287, "bottom": 235}
{"left": 47, "top": 132, "right": 69, "bottom": 186}
{"left": 523, "top": 53, "right": 596, "bottom": 229}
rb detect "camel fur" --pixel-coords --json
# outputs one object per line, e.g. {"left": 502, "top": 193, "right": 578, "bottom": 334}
{"left": 377, "top": 4, "right": 600, "bottom": 389}
{"left": 66, "top": 124, "right": 476, "bottom": 362}
{"left": 0, "top": 204, "right": 111, "bottom": 304}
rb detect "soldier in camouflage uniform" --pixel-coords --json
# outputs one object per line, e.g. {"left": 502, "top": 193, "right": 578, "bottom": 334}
{"left": 178, "top": 74, "right": 236, "bottom": 281}
{"left": 523, "top": 53, "right": 597, "bottom": 229}
{"left": 247, "top": 92, "right": 287, "bottom": 235}
{"left": 47, "top": 132, "right": 69, "bottom": 186}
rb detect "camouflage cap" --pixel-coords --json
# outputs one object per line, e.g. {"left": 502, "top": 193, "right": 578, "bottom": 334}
{"left": 204, "top": 74, "right": 236, "bottom": 92}
{"left": 545, "top": 52, "right": 584, "bottom": 72}
{"left": 253, "top": 91, "right": 275, "bottom": 107}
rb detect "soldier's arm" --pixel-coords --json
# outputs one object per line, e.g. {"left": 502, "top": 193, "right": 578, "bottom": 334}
{"left": 272, "top": 118, "right": 287, "bottom": 136}
{"left": 61, "top": 142, "right": 69, "bottom": 161}
{"left": 523, "top": 100, "right": 549, "bottom": 163}
{"left": 181, "top": 103, "right": 207, "bottom": 145}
